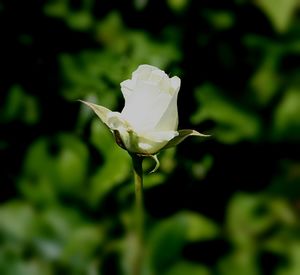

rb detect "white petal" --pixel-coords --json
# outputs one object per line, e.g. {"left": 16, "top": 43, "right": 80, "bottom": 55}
{"left": 106, "top": 112, "right": 130, "bottom": 130}
{"left": 148, "top": 69, "right": 167, "bottom": 82}
{"left": 122, "top": 90, "right": 172, "bottom": 132}
{"left": 136, "top": 130, "right": 178, "bottom": 154}
{"left": 120, "top": 65, "right": 181, "bottom": 133}
{"left": 153, "top": 88, "right": 179, "bottom": 131}
{"left": 105, "top": 113, "right": 137, "bottom": 152}
{"left": 120, "top": 79, "right": 135, "bottom": 100}
{"left": 132, "top": 64, "right": 156, "bottom": 81}
{"left": 142, "top": 130, "right": 178, "bottom": 142}
{"left": 170, "top": 76, "right": 181, "bottom": 94}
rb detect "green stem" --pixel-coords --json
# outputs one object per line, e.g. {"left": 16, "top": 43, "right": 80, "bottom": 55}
{"left": 131, "top": 154, "right": 144, "bottom": 275}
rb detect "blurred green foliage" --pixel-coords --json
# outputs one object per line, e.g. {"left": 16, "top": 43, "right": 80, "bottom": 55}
{"left": 1, "top": 0, "right": 300, "bottom": 274}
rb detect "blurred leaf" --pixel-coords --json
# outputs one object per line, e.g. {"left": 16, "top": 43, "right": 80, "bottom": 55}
{"left": 133, "top": 0, "right": 148, "bottom": 10}
{"left": 33, "top": 207, "right": 104, "bottom": 274}
{"left": 0, "top": 259, "right": 52, "bottom": 275}
{"left": 143, "top": 173, "right": 166, "bottom": 189}
{"left": 250, "top": 49, "right": 281, "bottom": 106}
{"left": 259, "top": 198, "right": 298, "bottom": 255}
{"left": 19, "top": 133, "right": 89, "bottom": 204}
{"left": 1, "top": 85, "right": 39, "bottom": 124}
{"left": 275, "top": 242, "right": 300, "bottom": 275}
{"left": 33, "top": 207, "right": 99, "bottom": 259}
{"left": 167, "top": 0, "right": 190, "bottom": 13}
{"left": 60, "top": 51, "right": 121, "bottom": 105}
{"left": 43, "top": 0, "right": 68, "bottom": 18}
{"left": 60, "top": 11, "right": 180, "bottom": 106}
{"left": 269, "top": 199, "right": 298, "bottom": 226}
{"left": 217, "top": 248, "right": 260, "bottom": 275}
{"left": 44, "top": 0, "right": 94, "bottom": 31}
{"left": 1, "top": 85, "right": 23, "bottom": 122}
{"left": 147, "top": 215, "right": 187, "bottom": 272}
{"left": 55, "top": 134, "right": 89, "bottom": 188}
{"left": 66, "top": 11, "right": 94, "bottom": 31}
{"left": 19, "top": 176, "right": 58, "bottom": 207}
{"left": 164, "top": 261, "right": 211, "bottom": 275}
{"left": 202, "top": 9, "right": 235, "bottom": 30}
{"left": 255, "top": 0, "right": 299, "bottom": 32}
{"left": 33, "top": 238, "right": 62, "bottom": 261}
{"left": 0, "top": 201, "right": 35, "bottom": 241}
{"left": 191, "top": 84, "right": 261, "bottom": 143}
{"left": 268, "top": 160, "right": 300, "bottom": 200}
{"left": 37, "top": 207, "right": 84, "bottom": 241}
{"left": 147, "top": 211, "right": 219, "bottom": 273}
{"left": 226, "top": 193, "right": 273, "bottom": 247}
{"left": 61, "top": 225, "right": 103, "bottom": 270}
{"left": 128, "top": 31, "right": 181, "bottom": 70}
{"left": 94, "top": 12, "right": 128, "bottom": 52}
{"left": 181, "top": 211, "right": 219, "bottom": 241}
{"left": 89, "top": 119, "right": 130, "bottom": 205}
{"left": 158, "top": 148, "right": 177, "bottom": 173}
{"left": 94, "top": 9, "right": 181, "bottom": 67}
{"left": 271, "top": 87, "right": 300, "bottom": 141}
{"left": 190, "top": 154, "right": 214, "bottom": 181}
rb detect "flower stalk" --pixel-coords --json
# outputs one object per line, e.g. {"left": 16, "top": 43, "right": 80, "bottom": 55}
{"left": 131, "top": 154, "right": 144, "bottom": 275}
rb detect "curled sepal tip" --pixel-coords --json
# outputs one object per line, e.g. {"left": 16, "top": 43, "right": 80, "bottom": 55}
{"left": 148, "top": 154, "right": 160, "bottom": 174}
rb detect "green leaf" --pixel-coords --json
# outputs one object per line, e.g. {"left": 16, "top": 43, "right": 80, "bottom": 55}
{"left": 202, "top": 9, "right": 235, "bottom": 30}
{"left": 250, "top": 50, "right": 281, "bottom": 106}
{"left": 55, "top": 134, "right": 89, "bottom": 189}
{"left": 43, "top": 0, "right": 68, "bottom": 18}
{"left": 147, "top": 211, "right": 219, "bottom": 273}
{"left": 217, "top": 249, "right": 260, "bottom": 275}
{"left": 191, "top": 84, "right": 261, "bottom": 143}
{"left": 226, "top": 193, "right": 273, "bottom": 247}
{"left": 94, "top": 11, "right": 128, "bottom": 52}
{"left": 66, "top": 11, "right": 93, "bottom": 31}
{"left": 271, "top": 87, "right": 300, "bottom": 141}
{"left": 59, "top": 50, "right": 122, "bottom": 104}
{"left": 0, "top": 258, "right": 52, "bottom": 275}
{"left": 190, "top": 154, "right": 214, "bottom": 180}
{"left": 167, "top": 0, "right": 190, "bottom": 13}
{"left": 164, "top": 261, "right": 211, "bottom": 275}
{"left": 1, "top": 85, "right": 23, "bottom": 122}
{"left": 275, "top": 242, "right": 300, "bottom": 275}
{"left": 19, "top": 134, "right": 89, "bottom": 204}
{"left": 180, "top": 211, "right": 219, "bottom": 241}
{"left": 1, "top": 85, "right": 39, "bottom": 124}
{"left": 147, "top": 215, "right": 187, "bottom": 272}
{"left": 61, "top": 225, "right": 104, "bottom": 268}
{"left": 0, "top": 201, "right": 35, "bottom": 241}
{"left": 255, "top": 0, "right": 298, "bottom": 33}
{"left": 88, "top": 119, "right": 130, "bottom": 206}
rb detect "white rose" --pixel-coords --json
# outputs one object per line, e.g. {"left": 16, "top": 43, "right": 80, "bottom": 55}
{"left": 81, "top": 64, "right": 207, "bottom": 157}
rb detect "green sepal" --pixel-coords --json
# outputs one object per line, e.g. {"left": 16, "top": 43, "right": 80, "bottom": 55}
{"left": 79, "top": 100, "right": 112, "bottom": 127}
{"left": 133, "top": 153, "right": 160, "bottom": 174}
{"left": 163, "top": 129, "right": 209, "bottom": 150}
{"left": 148, "top": 154, "right": 160, "bottom": 174}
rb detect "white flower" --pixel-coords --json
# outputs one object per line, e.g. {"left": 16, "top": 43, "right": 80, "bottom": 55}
{"left": 81, "top": 64, "right": 207, "bottom": 158}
